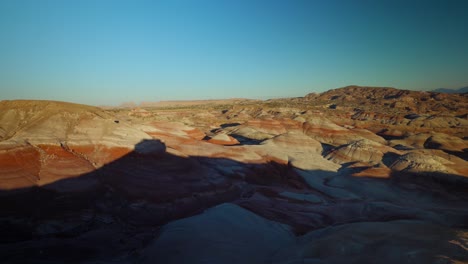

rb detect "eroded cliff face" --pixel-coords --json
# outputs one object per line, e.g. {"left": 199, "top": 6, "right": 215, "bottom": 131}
{"left": 0, "top": 87, "right": 467, "bottom": 263}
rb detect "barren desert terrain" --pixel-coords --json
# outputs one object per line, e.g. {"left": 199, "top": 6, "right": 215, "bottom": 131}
{"left": 0, "top": 86, "right": 467, "bottom": 263}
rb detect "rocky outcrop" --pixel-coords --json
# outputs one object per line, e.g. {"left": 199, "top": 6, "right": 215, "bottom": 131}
{"left": 325, "top": 139, "right": 399, "bottom": 165}
{"left": 390, "top": 151, "right": 459, "bottom": 175}
{"left": 256, "top": 132, "right": 339, "bottom": 171}
{"left": 224, "top": 119, "right": 302, "bottom": 142}
{"left": 261, "top": 132, "right": 323, "bottom": 154}
{"left": 423, "top": 133, "right": 468, "bottom": 152}
{"left": 302, "top": 117, "right": 375, "bottom": 146}
{"left": 207, "top": 133, "right": 240, "bottom": 145}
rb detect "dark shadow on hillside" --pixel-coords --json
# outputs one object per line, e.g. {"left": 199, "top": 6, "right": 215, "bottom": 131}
{"left": 0, "top": 139, "right": 308, "bottom": 262}
{"left": 0, "top": 139, "right": 467, "bottom": 262}
{"left": 390, "top": 170, "right": 468, "bottom": 196}
{"left": 220, "top": 122, "right": 241, "bottom": 128}
{"left": 229, "top": 134, "right": 264, "bottom": 145}
{"left": 382, "top": 152, "right": 401, "bottom": 167}
{"left": 443, "top": 149, "right": 467, "bottom": 161}
{"left": 376, "top": 129, "right": 405, "bottom": 140}
{"left": 320, "top": 143, "right": 335, "bottom": 156}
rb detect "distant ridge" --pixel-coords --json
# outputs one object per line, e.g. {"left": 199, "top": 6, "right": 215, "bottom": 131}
{"left": 433, "top": 86, "right": 468, "bottom": 94}
{"left": 138, "top": 98, "right": 258, "bottom": 108}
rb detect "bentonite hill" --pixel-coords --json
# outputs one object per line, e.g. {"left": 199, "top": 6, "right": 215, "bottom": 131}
{"left": 0, "top": 86, "right": 467, "bottom": 263}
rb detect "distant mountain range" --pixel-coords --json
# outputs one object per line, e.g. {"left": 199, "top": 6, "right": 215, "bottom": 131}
{"left": 432, "top": 86, "right": 468, "bottom": 94}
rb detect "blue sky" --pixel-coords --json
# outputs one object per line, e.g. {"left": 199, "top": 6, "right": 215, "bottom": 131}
{"left": 1, "top": 0, "right": 467, "bottom": 105}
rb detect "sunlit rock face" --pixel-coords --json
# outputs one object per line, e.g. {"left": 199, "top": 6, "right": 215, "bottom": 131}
{"left": 389, "top": 151, "right": 460, "bottom": 175}
{"left": 0, "top": 100, "right": 157, "bottom": 191}
{"left": 325, "top": 139, "right": 396, "bottom": 165}
{"left": 207, "top": 133, "right": 240, "bottom": 145}
{"left": 0, "top": 86, "right": 467, "bottom": 263}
